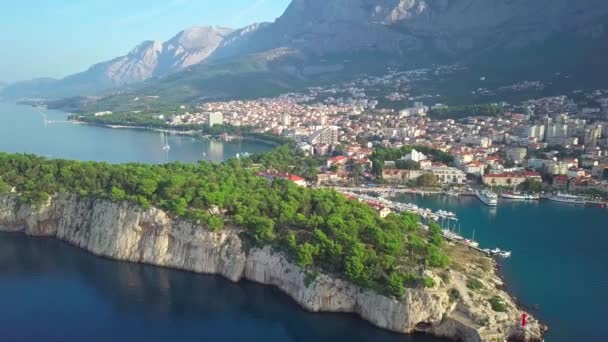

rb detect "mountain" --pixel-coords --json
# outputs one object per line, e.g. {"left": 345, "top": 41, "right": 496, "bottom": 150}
{"left": 1, "top": 26, "right": 233, "bottom": 99}
{"left": 208, "top": 0, "right": 608, "bottom": 60}
{"left": 128, "top": 0, "right": 608, "bottom": 104}
{"left": 4, "top": 0, "right": 608, "bottom": 104}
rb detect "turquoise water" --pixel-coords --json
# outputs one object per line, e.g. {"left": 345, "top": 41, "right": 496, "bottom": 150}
{"left": 0, "top": 102, "right": 273, "bottom": 163}
{"left": 396, "top": 194, "right": 608, "bottom": 342}
{"left": 2, "top": 101, "right": 605, "bottom": 341}
{"left": 0, "top": 103, "right": 448, "bottom": 342}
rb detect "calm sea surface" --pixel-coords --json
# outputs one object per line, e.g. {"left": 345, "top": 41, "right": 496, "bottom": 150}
{"left": 395, "top": 194, "right": 608, "bottom": 342}
{"left": 1, "top": 102, "right": 605, "bottom": 341}
{"left": 0, "top": 102, "right": 273, "bottom": 163}
{"left": 0, "top": 103, "right": 446, "bottom": 342}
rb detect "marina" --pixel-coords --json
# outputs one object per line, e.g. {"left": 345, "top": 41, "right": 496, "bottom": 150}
{"left": 337, "top": 191, "right": 512, "bottom": 259}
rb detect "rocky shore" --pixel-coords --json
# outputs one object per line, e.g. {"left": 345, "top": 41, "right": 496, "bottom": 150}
{"left": 0, "top": 194, "right": 546, "bottom": 341}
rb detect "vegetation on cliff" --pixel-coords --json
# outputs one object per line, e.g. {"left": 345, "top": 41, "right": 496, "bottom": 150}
{"left": 0, "top": 151, "right": 449, "bottom": 297}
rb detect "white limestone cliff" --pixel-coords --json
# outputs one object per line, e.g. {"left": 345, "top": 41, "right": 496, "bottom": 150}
{"left": 0, "top": 194, "right": 545, "bottom": 342}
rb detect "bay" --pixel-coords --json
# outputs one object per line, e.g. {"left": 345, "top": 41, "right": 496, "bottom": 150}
{"left": 0, "top": 102, "right": 273, "bottom": 163}
{"left": 0, "top": 103, "right": 446, "bottom": 342}
{"left": 395, "top": 194, "right": 608, "bottom": 342}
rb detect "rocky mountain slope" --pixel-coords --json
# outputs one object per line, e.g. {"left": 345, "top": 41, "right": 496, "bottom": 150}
{"left": 209, "top": 0, "right": 608, "bottom": 60}
{"left": 3, "top": 0, "right": 608, "bottom": 102}
{"left": 0, "top": 194, "right": 546, "bottom": 342}
{"left": 1, "top": 26, "right": 233, "bottom": 99}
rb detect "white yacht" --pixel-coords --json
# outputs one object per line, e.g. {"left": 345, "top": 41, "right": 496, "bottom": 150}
{"left": 547, "top": 193, "right": 586, "bottom": 205}
{"left": 162, "top": 132, "right": 171, "bottom": 151}
{"left": 476, "top": 189, "right": 498, "bottom": 206}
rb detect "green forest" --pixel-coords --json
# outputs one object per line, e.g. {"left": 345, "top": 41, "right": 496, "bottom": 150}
{"left": 429, "top": 104, "right": 505, "bottom": 120}
{"left": 0, "top": 151, "right": 449, "bottom": 297}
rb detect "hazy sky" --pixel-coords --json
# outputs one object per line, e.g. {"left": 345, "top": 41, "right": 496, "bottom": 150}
{"left": 0, "top": 0, "right": 291, "bottom": 83}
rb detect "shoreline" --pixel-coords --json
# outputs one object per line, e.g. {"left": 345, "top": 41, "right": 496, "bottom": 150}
{"left": 70, "top": 119, "right": 282, "bottom": 147}
{"left": 0, "top": 194, "right": 546, "bottom": 342}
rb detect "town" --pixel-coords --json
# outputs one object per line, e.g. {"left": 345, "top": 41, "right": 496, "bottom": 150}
{"left": 87, "top": 66, "right": 608, "bottom": 203}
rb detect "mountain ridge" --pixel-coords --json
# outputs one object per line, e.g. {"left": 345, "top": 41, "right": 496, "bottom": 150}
{"left": 3, "top": 0, "right": 608, "bottom": 102}
{"left": 1, "top": 25, "right": 234, "bottom": 99}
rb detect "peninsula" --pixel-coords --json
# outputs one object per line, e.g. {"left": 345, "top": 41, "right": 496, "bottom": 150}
{"left": 0, "top": 152, "right": 545, "bottom": 341}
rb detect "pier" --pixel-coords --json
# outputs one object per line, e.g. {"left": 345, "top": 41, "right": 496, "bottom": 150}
{"left": 337, "top": 190, "right": 512, "bottom": 259}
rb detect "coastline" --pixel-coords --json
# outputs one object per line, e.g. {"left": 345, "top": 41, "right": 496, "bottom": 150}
{"left": 69, "top": 119, "right": 282, "bottom": 147}
{"left": 0, "top": 194, "right": 546, "bottom": 342}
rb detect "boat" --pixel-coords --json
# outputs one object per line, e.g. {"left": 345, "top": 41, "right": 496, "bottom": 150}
{"left": 463, "top": 229, "right": 479, "bottom": 248}
{"left": 162, "top": 132, "right": 171, "bottom": 151}
{"left": 547, "top": 193, "right": 586, "bottom": 205}
{"left": 464, "top": 239, "right": 480, "bottom": 248}
{"left": 490, "top": 248, "right": 502, "bottom": 255}
{"left": 498, "top": 250, "right": 512, "bottom": 258}
{"left": 501, "top": 191, "right": 539, "bottom": 200}
{"left": 476, "top": 189, "right": 498, "bottom": 206}
{"left": 445, "top": 189, "right": 460, "bottom": 197}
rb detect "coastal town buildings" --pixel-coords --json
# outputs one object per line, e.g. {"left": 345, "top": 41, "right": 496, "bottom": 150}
{"left": 205, "top": 112, "right": 223, "bottom": 127}
{"left": 482, "top": 172, "right": 542, "bottom": 188}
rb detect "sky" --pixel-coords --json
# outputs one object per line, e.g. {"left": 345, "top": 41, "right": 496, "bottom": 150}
{"left": 0, "top": 0, "right": 291, "bottom": 83}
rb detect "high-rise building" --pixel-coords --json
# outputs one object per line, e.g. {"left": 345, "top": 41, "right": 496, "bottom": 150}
{"left": 282, "top": 114, "right": 291, "bottom": 127}
{"left": 526, "top": 125, "right": 545, "bottom": 140}
{"left": 506, "top": 147, "right": 528, "bottom": 163}
{"left": 584, "top": 125, "right": 602, "bottom": 148}
{"left": 309, "top": 127, "right": 339, "bottom": 145}
{"left": 205, "top": 112, "right": 223, "bottom": 127}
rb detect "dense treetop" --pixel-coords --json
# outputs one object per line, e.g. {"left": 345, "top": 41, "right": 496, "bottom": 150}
{"left": 0, "top": 151, "right": 448, "bottom": 297}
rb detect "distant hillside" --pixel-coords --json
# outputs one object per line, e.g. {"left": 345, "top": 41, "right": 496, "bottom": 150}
{"left": 3, "top": 0, "right": 608, "bottom": 106}
{"left": 1, "top": 26, "right": 233, "bottom": 100}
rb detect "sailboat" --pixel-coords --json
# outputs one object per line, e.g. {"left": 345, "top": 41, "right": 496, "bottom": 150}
{"left": 162, "top": 132, "right": 171, "bottom": 151}
{"left": 464, "top": 229, "right": 479, "bottom": 248}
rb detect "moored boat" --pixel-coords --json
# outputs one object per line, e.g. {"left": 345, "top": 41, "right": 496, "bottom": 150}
{"left": 501, "top": 191, "right": 539, "bottom": 200}
{"left": 547, "top": 193, "right": 586, "bottom": 204}
{"left": 476, "top": 189, "right": 498, "bottom": 206}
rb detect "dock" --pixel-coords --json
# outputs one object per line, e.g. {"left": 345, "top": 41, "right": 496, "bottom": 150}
{"left": 337, "top": 190, "right": 512, "bottom": 259}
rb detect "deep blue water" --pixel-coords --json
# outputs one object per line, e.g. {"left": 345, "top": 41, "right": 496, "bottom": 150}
{"left": 396, "top": 194, "right": 608, "bottom": 342}
{"left": 0, "top": 233, "right": 446, "bottom": 342}
{"left": 0, "top": 103, "right": 447, "bottom": 342}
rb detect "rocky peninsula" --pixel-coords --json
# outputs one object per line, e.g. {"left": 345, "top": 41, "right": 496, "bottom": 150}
{"left": 0, "top": 194, "right": 545, "bottom": 342}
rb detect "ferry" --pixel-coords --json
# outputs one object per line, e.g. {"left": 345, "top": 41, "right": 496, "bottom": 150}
{"left": 547, "top": 193, "right": 586, "bottom": 205}
{"left": 501, "top": 192, "right": 539, "bottom": 201}
{"left": 476, "top": 189, "right": 498, "bottom": 206}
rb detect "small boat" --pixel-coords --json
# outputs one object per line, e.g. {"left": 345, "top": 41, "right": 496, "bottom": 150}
{"left": 490, "top": 248, "right": 502, "bottom": 255}
{"left": 498, "top": 250, "right": 512, "bottom": 258}
{"left": 464, "top": 230, "right": 479, "bottom": 247}
{"left": 464, "top": 239, "right": 479, "bottom": 248}
{"left": 476, "top": 189, "right": 498, "bottom": 206}
{"left": 547, "top": 193, "right": 586, "bottom": 204}
{"left": 445, "top": 189, "right": 459, "bottom": 197}
{"left": 162, "top": 132, "right": 171, "bottom": 151}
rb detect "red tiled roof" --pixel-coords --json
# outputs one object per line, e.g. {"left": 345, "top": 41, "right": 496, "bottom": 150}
{"left": 485, "top": 172, "right": 541, "bottom": 178}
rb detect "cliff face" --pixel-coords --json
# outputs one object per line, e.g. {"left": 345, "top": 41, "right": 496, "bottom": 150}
{"left": 0, "top": 195, "right": 544, "bottom": 342}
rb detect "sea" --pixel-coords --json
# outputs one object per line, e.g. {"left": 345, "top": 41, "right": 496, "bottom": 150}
{"left": 0, "top": 103, "right": 445, "bottom": 342}
{"left": 0, "top": 102, "right": 606, "bottom": 341}
{"left": 394, "top": 194, "right": 608, "bottom": 342}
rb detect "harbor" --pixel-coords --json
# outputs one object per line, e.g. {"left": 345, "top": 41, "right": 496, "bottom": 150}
{"left": 336, "top": 190, "right": 513, "bottom": 259}
{"left": 322, "top": 185, "right": 608, "bottom": 208}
